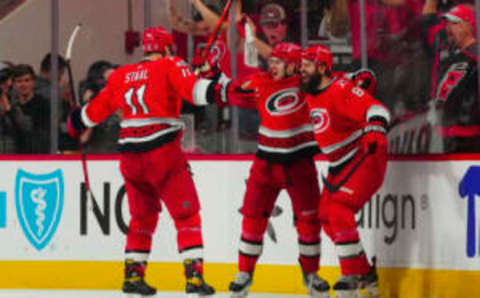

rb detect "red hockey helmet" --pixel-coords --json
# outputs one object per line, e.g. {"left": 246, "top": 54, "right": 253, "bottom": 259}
{"left": 302, "top": 45, "right": 333, "bottom": 71}
{"left": 270, "top": 42, "right": 302, "bottom": 64}
{"left": 142, "top": 26, "right": 174, "bottom": 54}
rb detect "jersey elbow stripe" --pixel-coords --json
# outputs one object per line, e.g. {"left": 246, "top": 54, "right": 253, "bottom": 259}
{"left": 363, "top": 125, "right": 387, "bottom": 135}
{"left": 81, "top": 105, "right": 98, "bottom": 128}
{"left": 193, "top": 79, "right": 212, "bottom": 106}
{"left": 366, "top": 105, "right": 391, "bottom": 125}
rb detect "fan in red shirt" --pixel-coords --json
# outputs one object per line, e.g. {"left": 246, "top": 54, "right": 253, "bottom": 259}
{"left": 66, "top": 26, "right": 250, "bottom": 297}
{"left": 300, "top": 44, "right": 390, "bottom": 297}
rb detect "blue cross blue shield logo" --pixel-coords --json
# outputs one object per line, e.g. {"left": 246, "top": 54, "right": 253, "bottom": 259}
{"left": 15, "top": 169, "right": 64, "bottom": 251}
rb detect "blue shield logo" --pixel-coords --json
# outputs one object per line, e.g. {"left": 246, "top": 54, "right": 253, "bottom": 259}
{"left": 15, "top": 169, "right": 64, "bottom": 251}
{"left": 459, "top": 166, "right": 480, "bottom": 258}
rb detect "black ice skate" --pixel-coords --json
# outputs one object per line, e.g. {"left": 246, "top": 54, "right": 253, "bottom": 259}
{"left": 303, "top": 272, "right": 330, "bottom": 298}
{"left": 333, "top": 258, "right": 379, "bottom": 298}
{"left": 229, "top": 271, "right": 253, "bottom": 298}
{"left": 358, "top": 257, "right": 379, "bottom": 298}
{"left": 122, "top": 260, "right": 157, "bottom": 297}
{"left": 333, "top": 275, "right": 361, "bottom": 298}
{"left": 184, "top": 259, "right": 215, "bottom": 297}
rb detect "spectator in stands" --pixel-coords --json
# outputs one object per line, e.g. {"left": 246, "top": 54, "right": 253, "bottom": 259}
{"left": 35, "top": 53, "right": 68, "bottom": 101}
{"left": 0, "top": 62, "right": 17, "bottom": 153}
{"left": 233, "top": 2, "right": 298, "bottom": 62}
{"left": 419, "top": 0, "right": 474, "bottom": 103}
{"left": 317, "top": 0, "right": 350, "bottom": 41}
{"left": 258, "top": 3, "right": 288, "bottom": 45}
{"left": 383, "top": 0, "right": 475, "bottom": 118}
{"left": 78, "top": 60, "right": 119, "bottom": 153}
{"left": 432, "top": 4, "right": 480, "bottom": 152}
{"left": 167, "top": 3, "right": 213, "bottom": 137}
{"left": 35, "top": 53, "right": 77, "bottom": 152}
{"left": 79, "top": 60, "right": 115, "bottom": 103}
{"left": 174, "top": 0, "right": 261, "bottom": 152}
{"left": 332, "top": 0, "right": 423, "bottom": 112}
{"left": 10, "top": 64, "right": 50, "bottom": 153}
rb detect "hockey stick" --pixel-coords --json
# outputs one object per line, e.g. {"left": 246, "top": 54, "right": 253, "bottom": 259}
{"left": 237, "top": 204, "right": 282, "bottom": 243}
{"left": 202, "top": 0, "right": 233, "bottom": 57}
{"left": 322, "top": 148, "right": 374, "bottom": 194}
{"left": 266, "top": 205, "right": 283, "bottom": 243}
{"left": 65, "top": 24, "right": 96, "bottom": 201}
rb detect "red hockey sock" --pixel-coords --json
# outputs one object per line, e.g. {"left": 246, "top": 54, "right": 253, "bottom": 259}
{"left": 238, "top": 216, "right": 268, "bottom": 273}
{"left": 334, "top": 230, "right": 370, "bottom": 275}
{"left": 126, "top": 214, "right": 158, "bottom": 252}
{"left": 174, "top": 213, "right": 204, "bottom": 261}
{"left": 328, "top": 201, "right": 370, "bottom": 275}
{"left": 296, "top": 217, "right": 321, "bottom": 273}
{"left": 338, "top": 249, "right": 370, "bottom": 276}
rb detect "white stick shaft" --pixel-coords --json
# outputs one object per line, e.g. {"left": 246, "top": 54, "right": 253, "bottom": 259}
{"left": 66, "top": 24, "right": 82, "bottom": 61}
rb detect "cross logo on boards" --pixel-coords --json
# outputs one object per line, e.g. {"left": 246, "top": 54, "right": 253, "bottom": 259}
{"left": 459, "top": 166, "right": 480, "bottom": 258}
{"left": 15, "top": 169, "right": 64, "bottom": 251}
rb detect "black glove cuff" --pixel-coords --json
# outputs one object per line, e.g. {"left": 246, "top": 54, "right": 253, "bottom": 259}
{"left": 71, "top": 108, "right": 87, "bottom": 131}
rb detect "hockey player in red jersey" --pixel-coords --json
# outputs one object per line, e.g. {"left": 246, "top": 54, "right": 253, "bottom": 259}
{"left": 300, "top": 45, "right": 390, "bottom": 298}
{"left": 67, "top": 27, "right": 249, "bottom": 297}
{"left": 222, "top": 43, "right": 330, "bottom": 298}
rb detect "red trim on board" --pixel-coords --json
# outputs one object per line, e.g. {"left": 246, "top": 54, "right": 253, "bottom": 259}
{"left": 1, "top": 153, "right": 480, "bottom": 162}
{"left": 0, "top": 155, "right": 119, "bottom": 161}
{"left": 388, "top": 154, "right": 480, "bottom": 161}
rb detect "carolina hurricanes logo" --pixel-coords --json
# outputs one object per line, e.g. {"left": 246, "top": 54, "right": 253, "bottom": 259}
{"left": 310, "top": 108, "right": 330, "bottom": 133}
{"left": 265, "top": 88, "right": 304, "bottom": 116}
{"left": 210, "top": 41, "right": 227, "bottom": 62}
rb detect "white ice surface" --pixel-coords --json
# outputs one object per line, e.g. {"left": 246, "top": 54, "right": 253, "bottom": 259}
{"left": 0, "top": 290, "right": 307, "bottom": 297}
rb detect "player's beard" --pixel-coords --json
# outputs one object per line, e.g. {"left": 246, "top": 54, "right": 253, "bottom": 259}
{"left": 300, "top": 72, "right": 322, "bottom": 94}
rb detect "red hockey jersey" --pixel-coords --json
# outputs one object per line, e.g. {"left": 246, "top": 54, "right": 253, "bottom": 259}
{"left": 243, "top": 73, "right": 318, "bottom": 162}
{"left": 305, "top": 77, "right": 390, "bottom": 167}
{"left": 80, "top": 57, "right": 213, "bottom": 152}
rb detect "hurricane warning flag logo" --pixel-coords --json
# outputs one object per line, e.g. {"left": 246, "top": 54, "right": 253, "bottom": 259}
{"left": 15, "top": 169, "right": 64, "bottom": 251}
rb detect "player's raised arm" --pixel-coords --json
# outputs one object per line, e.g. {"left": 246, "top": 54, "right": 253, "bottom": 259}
{"left": 67, "top": 72, "right": 119, "bottom": 137}
{"left": 167, "top": 55, "right": 257, "bottom": 109}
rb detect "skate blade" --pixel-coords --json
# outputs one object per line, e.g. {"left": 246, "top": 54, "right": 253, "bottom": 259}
{"left": 186, "top": 292, "right": 216, "bottom": 297}
{"left": 230, "top": 288, "right": 250, "bottom": 298}
{"left": 308, "top": 290, "right": 330, "bottom": 298}
{"left": 359, "top": 286, "right": 379, "bottom": 298}
{"left": 123, "top": 293, "right": 157, "bottom": 298}
{"left": 335, "top": 290, "right": 360, "bottom": 298}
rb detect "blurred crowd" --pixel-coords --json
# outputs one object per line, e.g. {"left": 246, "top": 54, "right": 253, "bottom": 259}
{"left": 0, "top": 0, "right": 478, "bottom": 154}
{"left": 0, "top": 54, "right": 119, "bottom": 154}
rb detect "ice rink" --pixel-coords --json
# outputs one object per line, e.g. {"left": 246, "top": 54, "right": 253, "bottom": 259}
{"left": 0, "top": 290, "right": 307, "bottom": 297}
